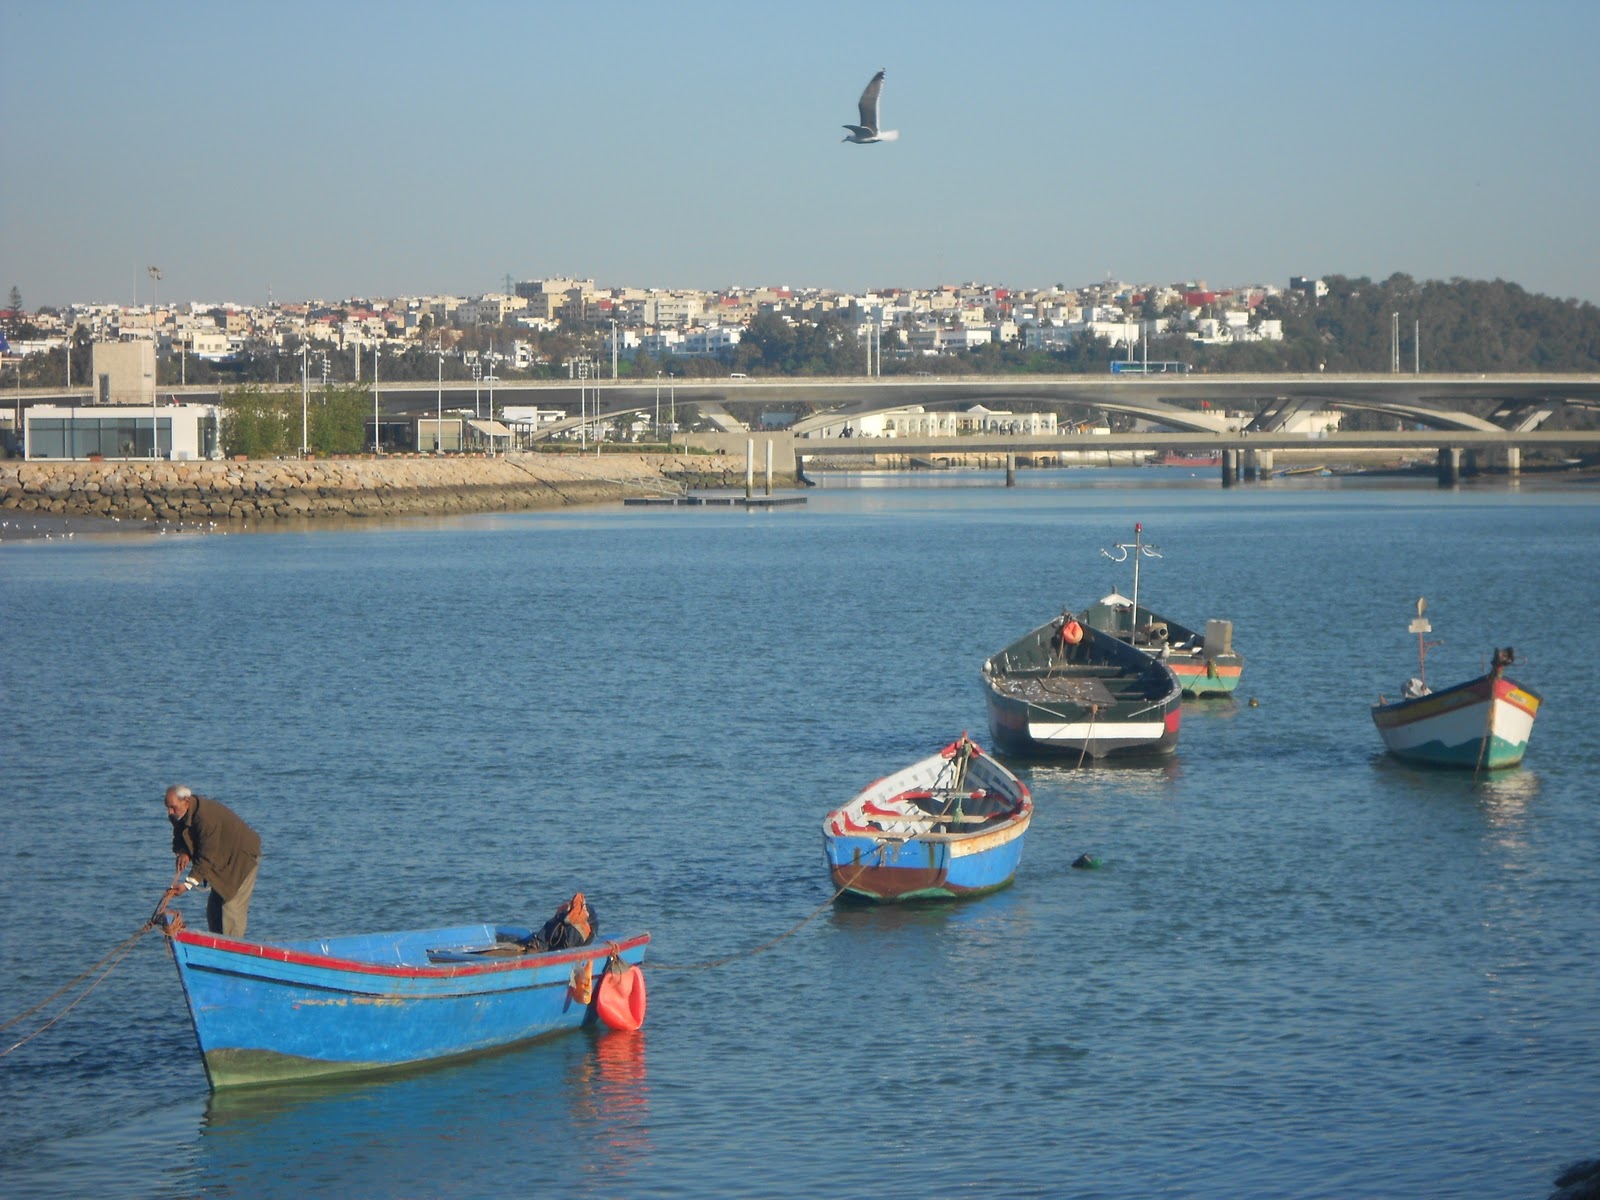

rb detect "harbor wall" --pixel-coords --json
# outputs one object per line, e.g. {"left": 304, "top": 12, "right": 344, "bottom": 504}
{"left": 0, "top": 454, "right": 726, "bottom": 523}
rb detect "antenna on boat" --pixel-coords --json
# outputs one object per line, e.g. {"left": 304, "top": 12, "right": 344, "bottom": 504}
{"left": 1409, "top": 596, "right": 1441, "bottom": 685}
{"left": 1101, "top": 522, "right": 1162, "bottom": 635}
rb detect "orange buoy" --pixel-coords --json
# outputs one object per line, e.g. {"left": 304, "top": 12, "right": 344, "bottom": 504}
{"left": 1061, "top": 619, "right": 1083, "bottom": 645}
{"left": 596, "top": 959, "right": 647, "bottom": 1031}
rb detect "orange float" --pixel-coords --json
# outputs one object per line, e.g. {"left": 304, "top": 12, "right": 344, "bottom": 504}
{"left": 596, "top": 958, "right": 647, "bottom": 1031}
{"left": 1061, "top": 619, "right": 1083, "bottom": 645}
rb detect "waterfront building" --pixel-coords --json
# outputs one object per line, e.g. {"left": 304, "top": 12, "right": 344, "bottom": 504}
{"left": 24, "top": 402, "right": 222, "bottom": 461}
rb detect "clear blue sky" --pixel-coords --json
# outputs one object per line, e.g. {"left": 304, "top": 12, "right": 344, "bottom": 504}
{"left": 4, "top": 0, "right": 1597, "bottom": 308}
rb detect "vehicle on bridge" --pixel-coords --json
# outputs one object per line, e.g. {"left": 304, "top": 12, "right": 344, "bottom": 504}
{"left": 1110, "top": 360, "right": 1192, "bottom": 375}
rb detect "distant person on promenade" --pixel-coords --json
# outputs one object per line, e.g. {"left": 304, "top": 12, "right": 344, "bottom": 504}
{"left": 163, "top": 785, "right": 261, "bottom": 938}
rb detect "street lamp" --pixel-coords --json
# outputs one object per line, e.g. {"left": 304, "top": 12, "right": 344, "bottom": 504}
{"left": 435, "top": 337, "right": 445, "bottom": 453}
{"left": 148, "top": 266, "right": 162, "bottom": 458}
{"left": 472, "top": 356, "right": 481, "bottom": 419}
{"left": 577, "top": 357, "right": 588, "bottom": 451}
{"left": 372, "top": 344, "right": 381, "bottom": 454}
{"left": 299, "top": 342, "right": 310, "bottom": 456}
{"left": 486, "top": 371, "right": 498, "bottom": 456}
{"left": 654, "top": 371, "right": 661, "bottom": 442}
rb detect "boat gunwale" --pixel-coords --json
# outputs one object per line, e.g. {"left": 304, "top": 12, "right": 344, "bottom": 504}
{"left": 1372, "top": 671, "right": 1541, "bottom": 725}
{"left": 168, "top": 926, "right": 651, "bottom": 981}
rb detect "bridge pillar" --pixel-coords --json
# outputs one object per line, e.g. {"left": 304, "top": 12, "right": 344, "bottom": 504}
{"left": 1504, "top": 445, "right": 1520, "bottom": 478}
{"left": 1221, "top": 449, "right": 1237, "bottom": 488}
{"left": 1005, "top": 453, "right": 1016, "bottom": 487}
{"left": 1437, "top": 446, "right": 1461, "bottom": 486}
{"left": 1243, "top": 449, "right": 1274, "bottom": 480}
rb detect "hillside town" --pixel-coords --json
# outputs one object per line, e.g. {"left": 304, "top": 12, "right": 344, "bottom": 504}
{"left": 1, "top": 275, "right": 1305, "bottom": 375}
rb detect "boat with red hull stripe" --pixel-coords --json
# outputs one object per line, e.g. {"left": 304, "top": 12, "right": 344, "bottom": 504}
{"left": 165, "top": 919, "right": 649, "bottom": 1088}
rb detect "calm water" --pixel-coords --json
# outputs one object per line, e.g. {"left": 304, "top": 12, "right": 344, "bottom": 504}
{"left": 2, "top": 469, "right": 1597, "bottom": 1199}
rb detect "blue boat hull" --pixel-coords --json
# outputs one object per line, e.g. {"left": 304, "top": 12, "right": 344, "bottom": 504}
{"left": 823, "top": 827, "right": 1027, "bottom": 901}
{"left": 167, "top": 922, "right": 648, "bottom": 1088}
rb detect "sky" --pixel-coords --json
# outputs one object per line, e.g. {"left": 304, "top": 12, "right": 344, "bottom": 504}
{"left": 3, "top": 0, "right": 1598, "bottom": 309}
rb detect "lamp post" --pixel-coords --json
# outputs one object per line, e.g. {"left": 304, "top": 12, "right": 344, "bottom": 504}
{"left": 654, "top": 371, "right": 661, "bottom": 442}
{"left": 472, "top": 356, "right": 481, "bottom": 419}
{"left": 148, "top": 266, "right": 162, "bottom": 458}
{"left": 486, "top": 372, "right": 497, "bottom": 456}
{"left": 435, "top": 337, "right": 444, "bottom": 453}
{"left": 299, "top": 342, "right": 309, "bottom": 457}
{"left": 372, "top": 344, "right": 381, "bottom": 453}
{"left": 582, "top": 356, "right": 595, "bottom": 454}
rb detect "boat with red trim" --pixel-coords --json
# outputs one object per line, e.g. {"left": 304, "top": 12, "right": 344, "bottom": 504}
{"left": 823, "top": 735, "right": 1032, "bottom": 902}
{"left": 982, "top": 606, "right": 1183, "bottom": 760}
{"left": 1082, "top": 524, "right": 1245, "bottom": 698}
{"left": 1371, "top": 598, "right": 1541, "bottom": 770}
{"left": 163, "top": 901, "right": 648, "bottom": 1089}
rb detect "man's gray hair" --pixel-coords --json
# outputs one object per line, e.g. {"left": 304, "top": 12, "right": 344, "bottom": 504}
{"left": 170, "top": 785, "right": 192, "bottom": 799}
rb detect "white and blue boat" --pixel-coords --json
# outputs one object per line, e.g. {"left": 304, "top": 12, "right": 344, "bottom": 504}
{"left": 165, "top": 915, "right": 648, "bottom": 1089}
{"left": 823, "top": 735, "right": 1032, "bottom": 902}
{"left": 1371, "top": 598, "right": 1541, "bottom": 770}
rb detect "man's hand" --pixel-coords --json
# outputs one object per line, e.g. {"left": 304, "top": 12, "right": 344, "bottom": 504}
{"left": 175, "top": 853, "right": 190, "bottom": 873}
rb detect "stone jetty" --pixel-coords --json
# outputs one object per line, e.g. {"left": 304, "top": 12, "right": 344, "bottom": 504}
{"left": 0, "top": 454, "right": 706, "bottom": 523}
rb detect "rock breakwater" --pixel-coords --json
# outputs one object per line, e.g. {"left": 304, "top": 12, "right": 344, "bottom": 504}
{"left": 0, "top": 454, "right": 691, "bottom": 523}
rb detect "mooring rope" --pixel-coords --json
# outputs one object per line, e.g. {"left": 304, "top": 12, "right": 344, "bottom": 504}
{"left": 650, "top": 848, "right": 888, "bottom": 972}
{"left": 0, "top": 923, "right": 159, "bottom": 1058}
{"left": 0, "top": 878, "right": 180, "bottom": 1058}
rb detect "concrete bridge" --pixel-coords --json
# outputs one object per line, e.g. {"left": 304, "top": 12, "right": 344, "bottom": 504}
{"left": 792, "top": 427, "right": 1600, "bottom": 484}
{"left": 15, "top": 374, "right": 1599, "bottom": 484}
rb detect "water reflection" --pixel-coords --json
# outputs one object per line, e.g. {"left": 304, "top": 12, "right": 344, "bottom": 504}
{"left": 187, "top": 1030, "right": 651, "bottom": 1197}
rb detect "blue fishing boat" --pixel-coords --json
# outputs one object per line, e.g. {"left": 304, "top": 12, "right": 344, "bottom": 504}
{"left": 823, "top": 735, "right": 1032, "bottom": 902}
{"left": 165, "top": 908, "right": 649, "bottom": 1089}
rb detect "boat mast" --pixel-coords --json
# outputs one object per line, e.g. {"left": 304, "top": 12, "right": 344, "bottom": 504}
{"left": 1409, "top": 597, "right": 1439, "bottom": 685}
{"left": 1101, "top": 523, "right": 1161, "bottom": 638}
{"left": 1132, "top": 522, "right": 1144, "bottom": 625}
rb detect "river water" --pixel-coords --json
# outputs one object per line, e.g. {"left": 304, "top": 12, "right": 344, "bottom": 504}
{"left": 2, "top": 467, "right": 1597, "bottom": 1199}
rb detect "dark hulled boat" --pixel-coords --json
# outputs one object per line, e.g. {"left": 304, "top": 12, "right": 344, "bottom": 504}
{"left": 981, "top": 611, "right": 1182, "bottom": 761}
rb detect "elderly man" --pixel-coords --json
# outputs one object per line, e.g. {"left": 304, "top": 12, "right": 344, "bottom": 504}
{"left": 163, "top": 785, "right": 261, "bottom": 938}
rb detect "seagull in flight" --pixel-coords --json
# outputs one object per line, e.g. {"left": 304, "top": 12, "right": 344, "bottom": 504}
{"left": 842, "top": 69, "right": 898, "bottom": 144}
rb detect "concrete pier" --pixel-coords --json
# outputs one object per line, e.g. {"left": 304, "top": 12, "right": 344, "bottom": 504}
{"left": 1437, "top": 447, "right": 1462, "bottom": 485}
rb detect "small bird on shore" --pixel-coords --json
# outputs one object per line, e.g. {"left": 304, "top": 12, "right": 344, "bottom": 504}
{"left": 842, "top": 69, "right": 898, "bottom": 144}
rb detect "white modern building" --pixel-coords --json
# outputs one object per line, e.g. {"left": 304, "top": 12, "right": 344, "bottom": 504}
{"left": 24, "top": 402, "right": 223, "bottom": 461}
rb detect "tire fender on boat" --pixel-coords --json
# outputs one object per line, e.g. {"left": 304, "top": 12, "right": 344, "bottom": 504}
{"left": 597, "top": 957, "right": 647, "bottom": 1031}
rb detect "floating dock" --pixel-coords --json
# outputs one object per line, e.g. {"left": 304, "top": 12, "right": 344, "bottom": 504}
{"left": 625, "top": 493, "right": 807, "bottom": 508}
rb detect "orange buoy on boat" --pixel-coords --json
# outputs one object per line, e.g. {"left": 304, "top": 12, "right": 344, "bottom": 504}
{"left": 596, "top": 958, "right": 647, "bottom": 1031}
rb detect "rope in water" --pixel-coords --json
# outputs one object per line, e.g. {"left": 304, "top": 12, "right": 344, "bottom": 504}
{"left": 0, "top": 923, "right": 159, "bottom": 1058}
{"left": 0, "top": 876, "right": 179, "bottom": 1058}
{"left": 649, "top": 848, "right": 887, "bottom": 972}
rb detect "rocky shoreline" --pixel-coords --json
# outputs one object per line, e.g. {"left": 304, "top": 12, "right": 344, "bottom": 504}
{"left": 0, "top": 453, "right": 712, "bottom": 525}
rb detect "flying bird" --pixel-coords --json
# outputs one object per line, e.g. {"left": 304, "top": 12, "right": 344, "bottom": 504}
{"left": 842, "top": 69, "right": 898, "bottom": 144}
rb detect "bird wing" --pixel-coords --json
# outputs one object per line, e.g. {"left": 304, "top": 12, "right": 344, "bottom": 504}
{"left": 857, "top": 69, "right": 886, "bottom": 131}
